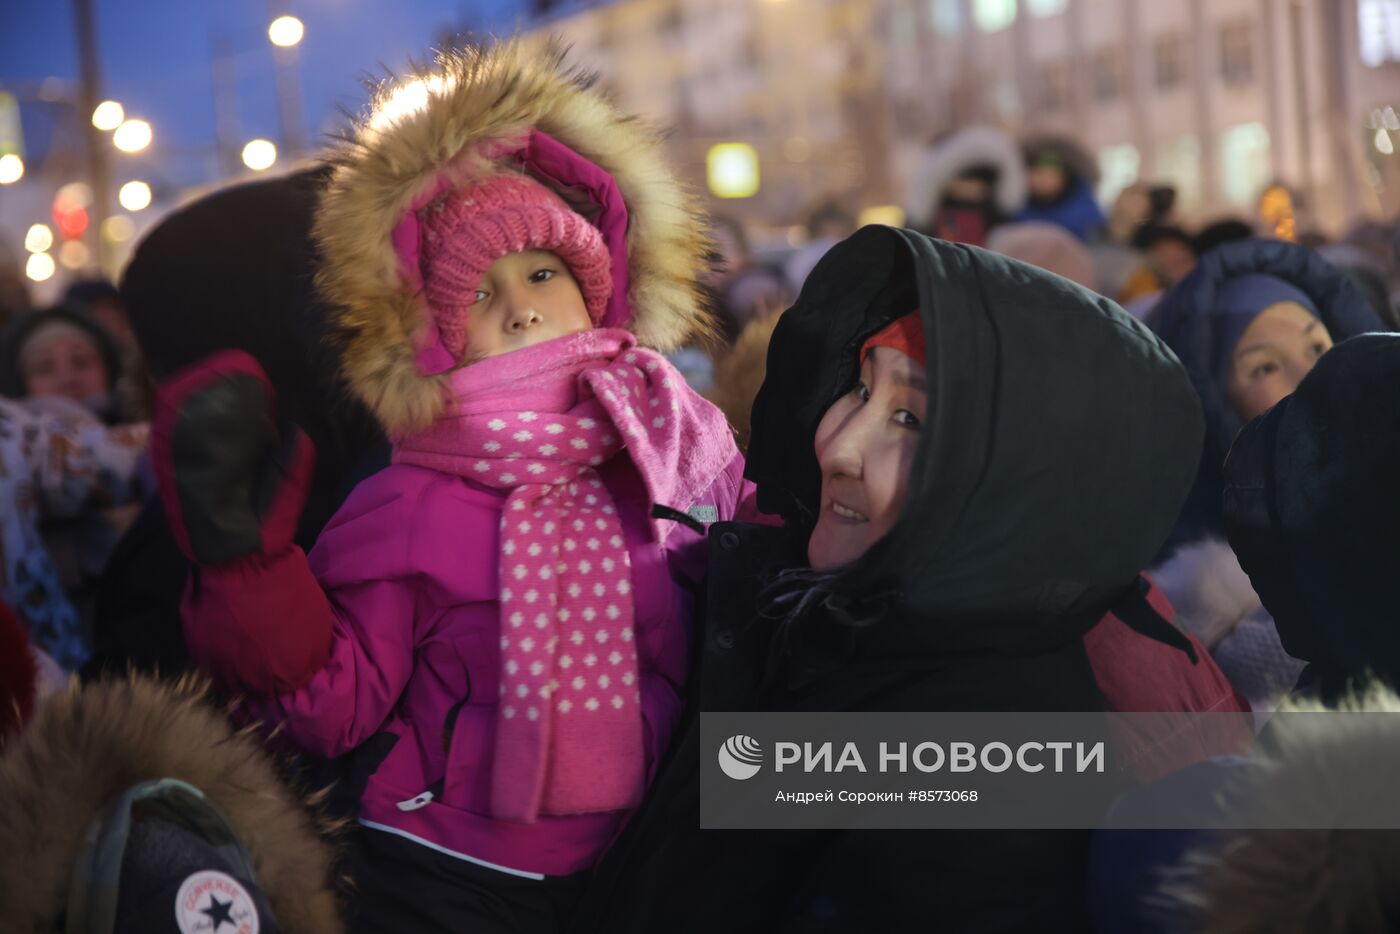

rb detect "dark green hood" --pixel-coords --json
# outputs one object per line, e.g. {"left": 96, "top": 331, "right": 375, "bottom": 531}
{"left": 746, "top": 226, "right": 1203, "bottom": 654}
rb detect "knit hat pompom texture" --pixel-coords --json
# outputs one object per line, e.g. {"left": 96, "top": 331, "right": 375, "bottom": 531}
{"left": 420, "top": 172, "right": 613, "bottom": 360}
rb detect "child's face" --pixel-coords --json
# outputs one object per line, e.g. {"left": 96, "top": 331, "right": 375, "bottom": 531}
{"left": 808, "top": 347, "right": 926, "bottom": 570}
{"left": 463, "top": 250, "right": 593, "bottom": 360}
{"left": 22, "top": 332, "right": 109, "bottom": 404}
{"left": 1226, "top": 300, "right": 1334, "bottom": 423}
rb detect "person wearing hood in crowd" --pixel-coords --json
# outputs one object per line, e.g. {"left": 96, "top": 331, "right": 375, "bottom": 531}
{"left": 567, "top": 224, "right": 1250, "bottom": 933}
{"left": 0, "top": 674, "right": 345, "bottom": 932}
{"left": 154, "top": 41, "right": 743, "bottom": 932}
{"left": 1016, "top": 135, "right": 1108, "bottom": 242}
{"left": 1224, "top": 332, "right": 1400, "bottom": 703}
{"left": 2, "top": 304, "right": 127, "bottom": 422}
{"left": 1149, "top": 239, "right": 1385, "bottom": 720}
{"left": 81, "top": 166, "right": 389, "bottom": 682}
{"left": 902, "top": 125, "right": 1027, "bottom": 248}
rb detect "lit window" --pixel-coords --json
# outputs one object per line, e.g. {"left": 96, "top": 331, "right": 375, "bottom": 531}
{"left": 1026, "top": 0, "right": 1066, "bottom": 15}
{"left": 1092, "top": 48, "right": 1126, "bottom": 102}
{"left": 930, "top": 0, "right": 966, "bottom": 37}
{"left": 973, "top": 0, "right": 1016, "bottom": 33}
{"left": 1219, "top": 20, "right": 1255, "bottom": 87}
{"left": 1220, "top": 122, "right": 1272, "bottom": 207}
{"left": 1359, "top": 0, "right": 1400, "bottom": 66}
{"left": 1155, "top": 135, "right": 1202, "bottom": 212}
{"left": 1153, "top": 34, "right": 1187, "bottom": 90}
{"left": 1097, "top": 144, "right": 1141, "bottom": 205}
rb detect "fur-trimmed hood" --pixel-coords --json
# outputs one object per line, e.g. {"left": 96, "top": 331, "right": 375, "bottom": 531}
{"left": 902, "top": 126, "right": 1027, "bottom": 232}
{"left": 0, "top": 676, "right": 343, "bottom": 933}
{"left": 315, "top": 40, "right": 711, "bottom": 434}
{"left": 1167, "top": 684, "right": 1400, "bottom": 933}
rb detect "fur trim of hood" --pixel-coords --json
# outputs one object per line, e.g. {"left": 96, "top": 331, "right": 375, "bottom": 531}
{"left": 315, "top": 39, "right": 712, "bottom": 434}
{"left": 902, "top": 126, "right": 1028, "bottom": 231}
{"left": 0, "top": 675, "right": 344, "bottom": 933}
{"left": 1167, "top": 683, "right": 1400, "bottom": 933}
{"left": 1150, "top": 537, "right": 1262, "bottom": 648}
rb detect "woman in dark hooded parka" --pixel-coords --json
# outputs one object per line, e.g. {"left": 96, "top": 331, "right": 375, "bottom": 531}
{"left": 1225, "top": 333, "right": 1400, "bottom": 702}
{"left": 569, "top": 225, "right": 1206, "bottom": 932}
{"left": 1149, "top": 239, "right": 1385, "bottom": 717}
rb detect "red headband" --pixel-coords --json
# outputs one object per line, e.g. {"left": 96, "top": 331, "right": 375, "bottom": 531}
{"left": 860, "top": 312, "right": 926, "bottom": 366}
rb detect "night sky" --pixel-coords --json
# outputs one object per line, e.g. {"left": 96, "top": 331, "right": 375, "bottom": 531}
{"left": 1, "top": 0, "right": 529, "bottom": 188}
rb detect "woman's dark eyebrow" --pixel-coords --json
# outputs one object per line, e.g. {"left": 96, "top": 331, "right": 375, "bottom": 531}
{"left": 1304, "top": 320, "right": 1322, "bottom": 335}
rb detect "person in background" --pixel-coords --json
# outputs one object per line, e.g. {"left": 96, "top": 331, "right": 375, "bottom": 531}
{"left": 702, "top": 215, "right": 790, "bottom": 345}
{"left": 1149, "top": 240, "right": 1385, "bottom": 720}
{"left": 783, "top": 199, "right": 857, "bottom": 294}
{"left": 986, "top": 220, "right": 1098, "bottom": 290}
{"left": 65, "top": 278, "right": 150, "bottom": 420}
{"left": 1016, "top": 135, "right": 1108, "bottom": 242}
{"left": 1123, "top": 225, "right": 1199, "bottom": 322}
{"left": 0, "top": 306, "right": 150, "bottom": 669}
{"left": 902, "top": 125, "right": 1027, "bottom": 248}
{"left": 1192, "top": 218, "right": 1255, "bottom": 258}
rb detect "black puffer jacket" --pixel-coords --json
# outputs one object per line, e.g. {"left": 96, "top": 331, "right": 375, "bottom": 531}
{"left": 1224, "top": 333, "right": 1400, "bottom": 703}
{"left": 572, "top": 226, "right": 1204, "bottom": 932}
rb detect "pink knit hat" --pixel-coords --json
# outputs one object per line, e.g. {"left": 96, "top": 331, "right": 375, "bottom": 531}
{"left": 419, "top": 172, "right": 613, "bottom": 361}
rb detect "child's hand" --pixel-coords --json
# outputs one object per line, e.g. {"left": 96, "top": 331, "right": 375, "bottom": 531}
{"left": 152, "top": 350, "right": 315, "bottom": 565}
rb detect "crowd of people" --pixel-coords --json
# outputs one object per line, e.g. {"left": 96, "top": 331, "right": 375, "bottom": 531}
{"left": 2, "top": 37, "right": 1400, "bottom": 933}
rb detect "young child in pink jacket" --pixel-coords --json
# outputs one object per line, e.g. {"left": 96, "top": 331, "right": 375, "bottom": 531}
{"left": 154, "top": 43, "right": 744, "bottom": 932}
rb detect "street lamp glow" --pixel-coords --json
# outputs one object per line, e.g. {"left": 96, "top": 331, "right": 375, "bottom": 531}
{"left": 92, "top": 100, "right": 125, "bottom": 131}
{"left": 118, "top": 180, "right": 152, "bottom": 211}
{"left": 113, "top": 119, "right": 152, "bottom": 153}
{"left": 706, "top": 143, "right": 760, "bottom": 199}
{"left": 0, "top": 154, "right": 23, "bottom": 184}
{"left": 24, "top": 224, "right": 54, "bottom": 253}
{"left": 102, "top": 215, "right": 136, "bottom": 242}
{"left": 242, "top": 138, "right": 278, "bottom": 171}
{"left": 268, "top": 15, "right": 305, "bottom": 47}
{"left": 25, "top": 252, "right": 56, "bottom": 282}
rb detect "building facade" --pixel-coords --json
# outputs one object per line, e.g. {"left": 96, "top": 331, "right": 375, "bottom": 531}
{"left": 509, "top": 0, "right": 1398, "bottom": 233}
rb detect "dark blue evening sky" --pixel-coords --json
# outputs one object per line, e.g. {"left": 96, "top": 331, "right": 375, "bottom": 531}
{"left": 1, "top": 0, "right": 533, "bottom": 186}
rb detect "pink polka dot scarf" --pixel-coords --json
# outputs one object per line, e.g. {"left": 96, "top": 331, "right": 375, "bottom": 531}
{"left": 393, "top": 328, "right": 737, "bottom": 821}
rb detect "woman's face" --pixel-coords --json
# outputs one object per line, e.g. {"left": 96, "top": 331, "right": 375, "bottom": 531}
{"left": 1226, "top": 300, "right": 1334, "bottom": 423}
{"left": 808, "top": 347, "right": 927, "bottom": 570}
{"left": 462, "top": 249, "right": 593, "bottom": 360}
{"left": 22, "top": 331, "right": 109, "bottom": 404}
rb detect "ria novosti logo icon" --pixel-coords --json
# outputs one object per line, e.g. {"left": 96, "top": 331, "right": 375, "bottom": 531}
{"left": 718, "top": 734, "right": 763, "bottom": 780}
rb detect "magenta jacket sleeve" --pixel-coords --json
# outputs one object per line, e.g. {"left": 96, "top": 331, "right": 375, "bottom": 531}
{"left": 183, "top": 466, "right": 456, "bottom": 757}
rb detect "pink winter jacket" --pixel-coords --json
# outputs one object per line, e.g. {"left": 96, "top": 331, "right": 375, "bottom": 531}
{"left": 187, "top": 450, "right": 746, "bottom": 878}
